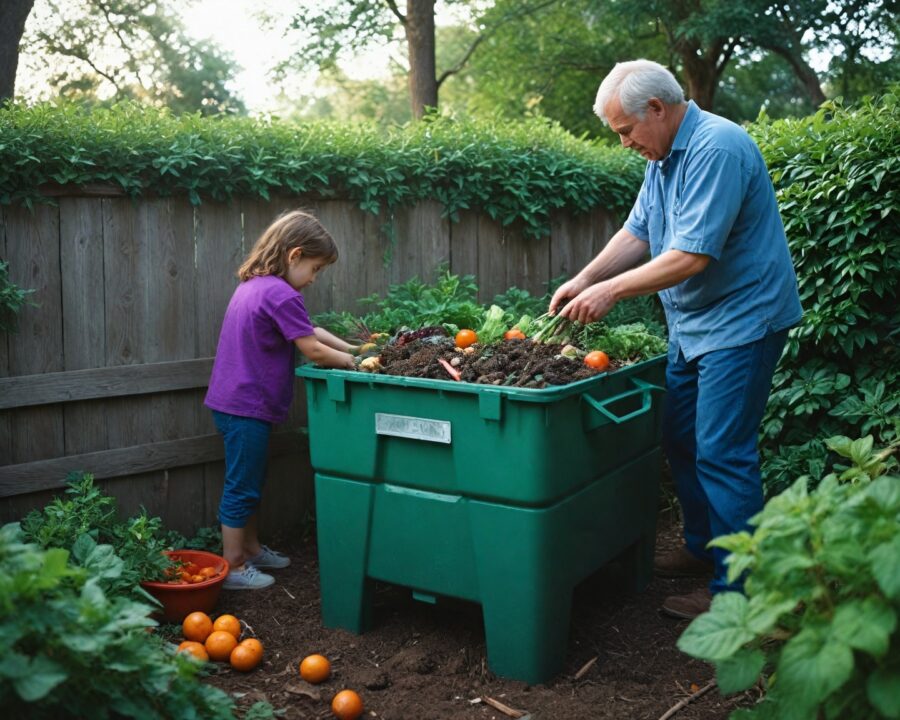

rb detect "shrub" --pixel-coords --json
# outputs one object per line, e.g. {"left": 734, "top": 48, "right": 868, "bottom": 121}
{"left": 677, "top": 434, "right": 900, "bottom": 719}
{"left": 751, "top": 90, "right": 900, "bottom": 494}
{"left": 0, "top": 523, "right": 237, "bottom": 719}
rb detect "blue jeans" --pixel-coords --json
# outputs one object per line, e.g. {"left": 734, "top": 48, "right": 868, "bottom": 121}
{"left": 662, "top": 331, "right": 787, "bottom": 594}
{"left": 213, "top": 411, "right": 271, "bottom": 529}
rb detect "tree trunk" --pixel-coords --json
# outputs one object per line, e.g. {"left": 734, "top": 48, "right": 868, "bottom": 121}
{"left": 768, "top": 46, "right": 827, "bottom": 107}
{"left": 681, "top": 54, "right": 719, "bottom": 109}
{"left": 0, "top": 0, "right": 35, "bottom": 100}
{"left": 404, "top": 0, "right": 438, "bottom": 118}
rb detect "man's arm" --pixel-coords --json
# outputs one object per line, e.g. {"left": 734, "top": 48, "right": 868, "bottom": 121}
{"left": 558, "top": 248, "right": 710, "bottom": 324}
{"left": 549, "top": 228, "right": 650, "bottom": 314}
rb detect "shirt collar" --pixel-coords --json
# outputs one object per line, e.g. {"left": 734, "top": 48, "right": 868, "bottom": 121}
{"left": 657, "top": 100, "right": 699, "bottom": 174}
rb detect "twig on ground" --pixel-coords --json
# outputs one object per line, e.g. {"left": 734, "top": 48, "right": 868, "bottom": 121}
{"left": 573, "top": 656, "right": 598, "bottom": 680}
{"left": 281, "top": 585, "right": 296, "bottom": 600}
{"left": 657, "top": 679, "right": 717, "bottom": 720}
{"left": 483, "top": 696, "right": 527, "bottom": 718}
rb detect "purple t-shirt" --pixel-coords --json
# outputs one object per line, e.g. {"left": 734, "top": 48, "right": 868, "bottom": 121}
{"left": 205, "top": 275, "right": 315, "bottom": 423}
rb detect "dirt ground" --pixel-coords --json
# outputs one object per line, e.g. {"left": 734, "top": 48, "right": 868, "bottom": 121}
{"left": 375, "top": 335, "right": 617, "bottom": 387}
{"left": 177, "top": 512, "right": 758, "bottom": 720}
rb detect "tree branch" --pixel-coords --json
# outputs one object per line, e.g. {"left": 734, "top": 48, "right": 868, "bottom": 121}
{"left": 384, "top": 0, "right": 406, "bottom": 25}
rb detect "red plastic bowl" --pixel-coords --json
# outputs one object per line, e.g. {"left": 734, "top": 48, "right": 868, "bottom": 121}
{"left": 140, "top": 550, "right": 229, "bottom": 623}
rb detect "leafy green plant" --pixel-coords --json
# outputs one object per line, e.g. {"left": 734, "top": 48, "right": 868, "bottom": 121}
{"left": 0, "top": 260, "right": 36, "bottom": 333}
{"left": 0, "top": 101, "right": 644, "bottom": 238}
{"left": 316, "top": 264, "right": 485, "bottom": 336}
{"left": 574, "top": 322, "right": 668, "bottom": 362}
{"left": 677, "top": 434, "right": 900, "bottom": 720}
{"left": 0, "top": 523, "right": 237, "bottom": 719}
{"left": 21, "top": 473, "right": 179, "bottom": 590}
{"left": 753, "top": 90, "right": 900, "bottom": 493}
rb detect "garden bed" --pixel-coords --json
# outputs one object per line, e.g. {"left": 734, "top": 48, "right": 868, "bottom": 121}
{"left": 190, "top": 518, "right": 757, "bottom": 720}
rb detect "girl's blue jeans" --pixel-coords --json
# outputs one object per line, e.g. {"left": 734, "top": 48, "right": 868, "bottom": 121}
{"left": 662, "top": 330, "right": 787, "bottom": 594}
{"left": 212, "top": 410, "right": 271, "bottom": 529}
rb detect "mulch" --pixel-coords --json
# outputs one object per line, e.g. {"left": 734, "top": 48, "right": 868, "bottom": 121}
{"left": 168, "top": 510, "right": 759, "bottom": 720}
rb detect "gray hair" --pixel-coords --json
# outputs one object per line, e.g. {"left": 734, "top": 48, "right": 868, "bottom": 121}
{"left": 593, "top": 59, "right": 685, "bottom": 124}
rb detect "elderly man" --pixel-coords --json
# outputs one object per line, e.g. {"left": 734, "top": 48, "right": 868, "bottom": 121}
{"left": 549, "top": 59, "right": 802, "bottom": 619}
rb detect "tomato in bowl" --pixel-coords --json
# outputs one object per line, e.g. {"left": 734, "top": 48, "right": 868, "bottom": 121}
{"left": 140, "top": 550, "right": 229, "bottom": 623}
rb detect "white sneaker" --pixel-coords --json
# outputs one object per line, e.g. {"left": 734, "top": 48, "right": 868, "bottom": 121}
{"left": 222, "top": 564, "right": 274, "bottom": 590}
{"left": 246, "top": 545, "right": 291, "bottom": 569}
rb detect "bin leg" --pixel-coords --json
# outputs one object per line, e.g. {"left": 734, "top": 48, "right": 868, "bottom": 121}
{"left": 479, "top": 579, "right": 574, "bottom": 685}
{"left": 619, "top": 528, "right": 656, "bottom": 593}
{"left": 314, "top": 475, "right": 374, "bottom": 633}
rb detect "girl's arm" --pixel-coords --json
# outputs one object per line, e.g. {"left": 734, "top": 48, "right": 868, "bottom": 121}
{"left": 313, "top": 326, "right": 356, "bottom": 353}
{"left": 295, "top": 335, "right": 356, "bottom": 369}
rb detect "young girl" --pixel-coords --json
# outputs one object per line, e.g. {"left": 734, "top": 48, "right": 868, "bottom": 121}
{"left": 205, "top": 210, "right": 356, "bottom": 590}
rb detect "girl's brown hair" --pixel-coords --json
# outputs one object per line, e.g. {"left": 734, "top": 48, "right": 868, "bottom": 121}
{"left": 238, "top": 210, "right": 337, "bottom": 281}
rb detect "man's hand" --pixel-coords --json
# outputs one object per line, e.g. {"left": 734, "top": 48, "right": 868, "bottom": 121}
{"left": 557, "top": 281, "right": 618, "bottom": 324}
{"left": 548, "top": 277, "right": 589, "bottom": 315}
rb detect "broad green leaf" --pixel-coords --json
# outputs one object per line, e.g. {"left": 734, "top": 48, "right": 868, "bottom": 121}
{"left": 867, "top": 667, "right": 900, "bottom": 718}
{"left": 13, "top": 656, "right": 67, "bottom": 702}
{"left": 715, "top": 647, "right": 766, "bottom": 693}
{"left": 832, "top": 598, "right": 897, "bottom": 658}
{"left": 676, "top": 593, "right": 754, "bottom": 661}
{"left": 777, "top": 627, "right": 854, "bottom": 709}
{"left": 870, "top": 536, "right": 900, "bottom": 599}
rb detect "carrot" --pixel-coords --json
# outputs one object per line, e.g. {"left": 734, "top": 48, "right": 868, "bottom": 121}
{"left": 438, "top": 358, "right": 462, "bottom": 381}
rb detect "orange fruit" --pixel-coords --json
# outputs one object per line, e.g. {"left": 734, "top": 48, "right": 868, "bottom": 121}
{"left": 199, "top": 566, "right": 218, "bottom": 579}
{"left": 454, "top": 329, "right": 478, "bottom": 348}
{"left": 213, "top": 614, "right": 242, "bottom": 640}
{"left": 177, "top": 640, "right": 209, "bottom": 662}
{"left": 299, "top": 653, "right": 331, "bottom": 684}
{"left": 190, "top": 574, "right": 206, "bottom": 584}
{"left": 503, "top": 328, "right": 526, "bottom": 340}
{"left": 182, "top": 612, "right": 213, "bottom": 643}
{"left": 331, "top": 689, "right": 364, "bottom": 720}
{"left": 584, "top": 350, "right": 610, "bottom": 371}
{"left": 205, "top": 630, "right": 238, "bottom": 662}
{"left": 240, "top": 638, "right": 263, "bottom": 655}
{"left": 230, "top": 639, "right": 264, "bottom": 672}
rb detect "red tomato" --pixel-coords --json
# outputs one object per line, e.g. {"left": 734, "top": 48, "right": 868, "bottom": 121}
{"left": 584, "top": 351, "right": 610, "bottom": 371}
{"left": 455, "top": 329, "right": 478, "bottom": 348}
{"left": 503, "top": 328, "right": 526, "bottom": 340}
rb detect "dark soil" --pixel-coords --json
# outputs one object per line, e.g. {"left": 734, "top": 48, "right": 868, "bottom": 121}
{"left": 377, "top": 337, "right": 623, "bottom": 388}
{"left": 173, "top": 515, "right": 758, "bottom": 720}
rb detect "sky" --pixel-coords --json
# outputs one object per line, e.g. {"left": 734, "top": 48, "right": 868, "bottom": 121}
{"left": 181, "top": 1, "right": 394, "bottom": 113}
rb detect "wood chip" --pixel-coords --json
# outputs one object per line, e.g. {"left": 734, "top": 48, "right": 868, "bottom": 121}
{"left": 283, "top": 680, "right": 321, "bottom": 700}
{"left": 657, "top": 679, "right": 716, "bottom": 720}
{"left": 573, "top": 656, "right": 598, "bottom": 680}
{"left": 483, "top": 696, "right": 527, "bottom": 718}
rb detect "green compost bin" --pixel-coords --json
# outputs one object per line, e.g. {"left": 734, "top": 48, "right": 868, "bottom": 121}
{"left": 298, "top": 356, "right": 666, "bottom": 506}
{"left": 296, "top": 355, "right": 666, "bottom": 684}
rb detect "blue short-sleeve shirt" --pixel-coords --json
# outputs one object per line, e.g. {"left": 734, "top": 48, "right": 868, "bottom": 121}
{"left": 623, "top": 101, "right": 802, "bottom": 361}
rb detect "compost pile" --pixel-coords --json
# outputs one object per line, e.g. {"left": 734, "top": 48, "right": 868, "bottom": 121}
{"left": 378, "top": 334, "right": 611, "bottom": 388}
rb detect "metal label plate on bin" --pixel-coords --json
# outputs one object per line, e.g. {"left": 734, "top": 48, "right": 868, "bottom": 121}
{"left": 375, "top": 413, "right": 452, "bottom": 444}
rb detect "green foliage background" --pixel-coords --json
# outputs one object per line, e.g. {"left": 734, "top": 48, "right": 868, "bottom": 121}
{"left": 0, "top": 101, "right": 644, "bottom": 239}
{"left": 751, "top": 92, "right": 900, "bottom": 494}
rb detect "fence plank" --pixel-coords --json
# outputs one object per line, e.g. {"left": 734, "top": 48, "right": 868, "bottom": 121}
{"left": 195, "top": 201, "right": 244, "bottom": 358}
{"left": 389, "top": 200, "right": 450, "bottom": 286}
{"left": 60, "top": 197, "right": 108, "bottom": 456}
{"left": 450, "top": 210, "right": 479, "bottom": 284}
{"left": 0, "top": 207, "right": 10, "bottom": 464}
{"left": 0, "top": 358, "right": 215, "bottom": 409}
{"left": 5, "top": 204, "right": 65, "bottom": 466}
{"left": 0, "top": 431, "right": 301, "bottom": 498}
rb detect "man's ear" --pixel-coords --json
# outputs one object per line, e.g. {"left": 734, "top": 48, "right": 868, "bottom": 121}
{"left": 647, "top": 98, "right": 665, "bottom": 118}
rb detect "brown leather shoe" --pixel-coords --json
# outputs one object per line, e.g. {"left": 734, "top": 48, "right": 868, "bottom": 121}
{"left": 661, "top": 588, "right": 712, "bottom": 620}
{"left": 654, "top": 546, "right": 714, "bottom": 578}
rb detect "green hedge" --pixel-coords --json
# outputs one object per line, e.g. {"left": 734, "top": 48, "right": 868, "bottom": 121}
{"left": 0, "top": 102, "right": 644, "bottom": 239}
{"left": 751, "top": 91, "right": 900, "bottom": 494}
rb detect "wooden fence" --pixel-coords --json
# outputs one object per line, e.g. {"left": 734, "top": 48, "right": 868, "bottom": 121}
{"left": 0, "top": 191, "right": 616, "bottom": 537}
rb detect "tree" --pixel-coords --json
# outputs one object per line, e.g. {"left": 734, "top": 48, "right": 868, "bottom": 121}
{"left": 279, "top": 0, "right": 562, "bottom": 119}
{"left": 0, "top": 0, "right": 35, "bottom": 100}
{"left": 11, "top": 0, "right": 244, "bottom": 114}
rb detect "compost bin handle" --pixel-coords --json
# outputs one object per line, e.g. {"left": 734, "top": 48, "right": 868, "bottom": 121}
{"left": 581, "top": 378, "right": 664, "bottom": 431}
